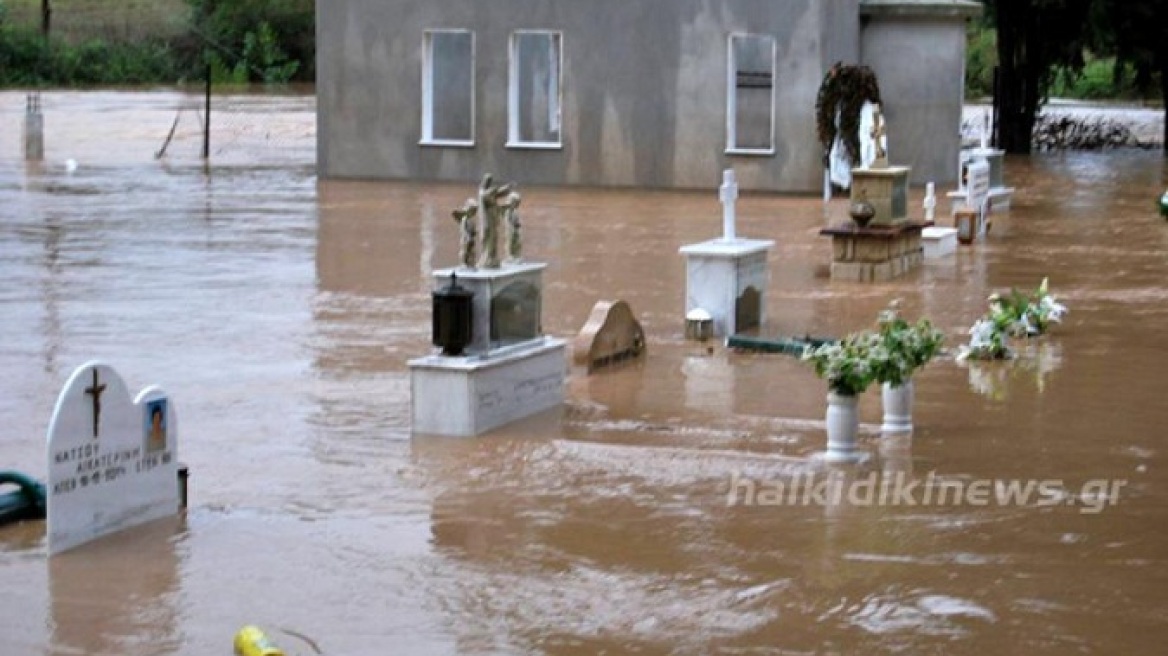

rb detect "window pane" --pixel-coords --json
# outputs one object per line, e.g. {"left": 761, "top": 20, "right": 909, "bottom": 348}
{"left": 427, "top": 31, "right": 473, "bottom": 142}
{"left": 512, "top": 32, "right": 561, "bottom": 144}
{"left": 731, "top": 35, "right": 774, "bottom": 151}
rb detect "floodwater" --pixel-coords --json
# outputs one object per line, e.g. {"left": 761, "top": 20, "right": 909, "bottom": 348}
{"left": 1, "top": 91, "right": 1166, "bottom": 655}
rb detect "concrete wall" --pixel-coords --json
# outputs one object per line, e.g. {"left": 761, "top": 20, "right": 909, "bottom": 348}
{"left": 860, "top": 3, "right": 980, "bottom": 185}
{"left": 317, "top": 0, "right": 862, "bottom": 192}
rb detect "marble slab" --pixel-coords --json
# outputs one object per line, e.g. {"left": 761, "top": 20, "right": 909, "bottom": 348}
{"left": 46, "top": 361, "right": 179, "bottom": 555}
{"left": 409, "top": 337, "right": 566, "bottom": 436}
{"left": 679, "top": 238, "right": 774, "bottom": 337}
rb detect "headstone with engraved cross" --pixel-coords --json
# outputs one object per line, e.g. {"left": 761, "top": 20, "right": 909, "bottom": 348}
{"left": 46, "top": 361, "right": 179, "bottom": 555}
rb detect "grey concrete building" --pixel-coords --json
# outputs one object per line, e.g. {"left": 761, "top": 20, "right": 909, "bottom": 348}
{"left": 316, "top": 0, "right": 981, "bottom": 191}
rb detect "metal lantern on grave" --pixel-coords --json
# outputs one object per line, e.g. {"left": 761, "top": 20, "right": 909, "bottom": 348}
{"left": 432, "top": 273, "right": 473, "bottom": 356}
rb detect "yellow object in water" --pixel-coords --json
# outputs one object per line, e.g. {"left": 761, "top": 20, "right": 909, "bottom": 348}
{"left": 234, "top": 625, "right": 285, "bottom": 656}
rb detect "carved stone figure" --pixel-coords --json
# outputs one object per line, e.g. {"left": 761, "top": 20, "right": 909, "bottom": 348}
{"left": 503, "top": 191, "right": 523, "bottom": 263}
{"left": 476, "top": 174, "right": 512, "bottom": 269}
{"left": 870, "top": 104, "right": 888, "bottom": 168}
{"left": 452, "top": 198, "right": 479, "bottom": 269}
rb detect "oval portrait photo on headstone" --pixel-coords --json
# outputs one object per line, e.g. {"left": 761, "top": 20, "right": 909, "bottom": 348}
{"left": 144, "top": 398, "right": 168, "bottom": 454}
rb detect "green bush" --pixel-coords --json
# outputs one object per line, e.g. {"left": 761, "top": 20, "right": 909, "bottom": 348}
{"left": 185, "top": 0, "right": 313, "bottom": 82}
{"left": 0, "top": 26, "right": 55, "bottom": 84}
{"left": 1049, "top": 55, "right": 1140, "bottom": 100}
{"left": 0, "top": 25, "right": 182, "bottom": 85}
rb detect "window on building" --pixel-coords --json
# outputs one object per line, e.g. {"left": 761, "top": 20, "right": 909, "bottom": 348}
{"left": 508, "top": 31, "right": 562, "bottom": 149}
{"left": 422, "top": 29, "right": 474, "bottom": 146}
{"left": 727, "top": 34, "right": 776, "bottom": 155}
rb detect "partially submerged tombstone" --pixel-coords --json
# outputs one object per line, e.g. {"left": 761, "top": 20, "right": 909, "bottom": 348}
{"left": 572, "top": 300, "right": 646, "bottom": 373}
{"left": 46, "top": 361, "right": 180, "bottom": 555}
{"left": 410, "top": 174, "right": 565, "bottom": 437}
{"left": 678, "top": 169, "right": 774, "bottom": 339}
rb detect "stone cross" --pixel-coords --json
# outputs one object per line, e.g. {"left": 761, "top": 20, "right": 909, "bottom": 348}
{"left": 83, "top": 368, "right": 106, "bottom": 438}
{"left": 720, "top": 169, "right": 738, "bottom": 241}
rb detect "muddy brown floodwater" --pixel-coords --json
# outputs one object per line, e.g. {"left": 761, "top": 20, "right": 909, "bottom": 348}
{"left": 0, "top": 91, "right": 1166, "bottom": 655}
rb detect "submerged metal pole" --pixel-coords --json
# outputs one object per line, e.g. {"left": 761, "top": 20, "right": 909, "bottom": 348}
{"left": 203, "top": 64, "right": 211, "bottom": 160}
{"left": 177, "top": 464, "right": 189, "bottom": 510}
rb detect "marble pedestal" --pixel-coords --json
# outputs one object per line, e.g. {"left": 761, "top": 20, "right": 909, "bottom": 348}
{"left": 409, "top": 262, "right": 565, "bottom": 436}
{"left": 851, "top": 165, "right": 911, "bottom": 226}
{"left": 679, "top": 238, "right": 774, "bottom": 338}
{"left": 409, "top": 337, "right": 566, "bottom": 436}
{"left": 922, "top": 226, "right": 958, "bottom": 259}
{"left": 820, "top": 222, "right": 925, "bottom": 282}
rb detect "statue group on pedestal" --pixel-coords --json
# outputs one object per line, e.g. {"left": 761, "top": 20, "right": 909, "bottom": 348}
{"left": 451, "top": 174, "right": 523, "bottom": 269}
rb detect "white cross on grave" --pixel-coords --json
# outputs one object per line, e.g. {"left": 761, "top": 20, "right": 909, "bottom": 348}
{"left": 720, "top": 168, "right": 738, "bottom": 241}
{"left": 46, "top": 361, "right": 179, "bottom": 555}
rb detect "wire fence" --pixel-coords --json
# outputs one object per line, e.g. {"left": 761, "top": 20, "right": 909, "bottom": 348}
{"left": 1, "top": 89, "right": 316, "bottom": 168}
{"left": 152, "top": 90, "right": 316, "bottom": 165}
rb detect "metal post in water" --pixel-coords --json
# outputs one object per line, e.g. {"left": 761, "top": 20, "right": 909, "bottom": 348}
{"left": 41, "top": 0, "right": 51, "bottom": 40}
{"left": 176, "top": 462, "right": 188, "bottom": 508}
{"left": 24, "top": 93, "right": 44, "bottom": 161}
{"left": 203, "top": 64, "right": 211, "bottom": 160}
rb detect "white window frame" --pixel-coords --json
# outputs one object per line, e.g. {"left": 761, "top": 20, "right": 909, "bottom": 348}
{"left": 725, "top": 33, "right": 776, "bottom": 156}
{"left": 507, "top": 30, "right": 564, "bottom": 150}
{"left": 421, "top": 29, "right": 475, "bottom": 148}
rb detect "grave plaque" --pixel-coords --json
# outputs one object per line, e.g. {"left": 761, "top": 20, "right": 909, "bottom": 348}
{"left": 46, "top": 361, "right": 179, "bottom": 555}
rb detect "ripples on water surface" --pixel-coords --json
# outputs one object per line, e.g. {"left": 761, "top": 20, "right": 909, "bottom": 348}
{"left": 0, "top": 92, "right": 1166, "bottom": 654}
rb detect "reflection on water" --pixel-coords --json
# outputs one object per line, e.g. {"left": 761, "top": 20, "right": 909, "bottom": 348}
{"left": 0, "top": 92, "right": 1167, "bottom": 654}
{"left": 49, "top": 517, "right": 184, "bottom": 655}
{"left": 963, "top": 342, "right": 1064, "bottom": 401}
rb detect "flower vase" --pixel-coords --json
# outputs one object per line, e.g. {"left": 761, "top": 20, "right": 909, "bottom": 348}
{"left": 824, "top": 392, "right": 862, "bottom": 463}
{"left": 881, "top": 379, "right": 914, "bottom": 433}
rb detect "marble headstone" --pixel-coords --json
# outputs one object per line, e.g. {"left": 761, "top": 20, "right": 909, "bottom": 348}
{"left": 46, "top": 361, "right": 179, "bottom": 555}
{"left": 572, "top": 300, "right": 646, "bottom": 373}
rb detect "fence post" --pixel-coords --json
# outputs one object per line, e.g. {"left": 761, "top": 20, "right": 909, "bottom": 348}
{"left": 202, "top": 64, "right": 211, "bottom": 159}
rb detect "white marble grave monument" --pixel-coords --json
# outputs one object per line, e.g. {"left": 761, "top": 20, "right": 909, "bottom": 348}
{"left": 409, "top": 176, "right": 566, "bottom": 437}
{"left": 962, "top": 159, "right": 992, "bottom": 238}
{"left": 46, "top": 361, "right": 179, "bottom": 555}
{"left": 679, "top": 169, "right": 775, "bottom": 338}
{"left": 922, "top": 226, "right": 958, "bottom": 259}
{"left": 947, "top": 126, "right": 1014, "bottom": 212}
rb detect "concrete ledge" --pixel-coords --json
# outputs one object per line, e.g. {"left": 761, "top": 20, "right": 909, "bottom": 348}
{"left": 861, "top": 0, "right": 983, "bottom": 19}
{"left": 831, "top": 251, "right": 923, "bottom": 282}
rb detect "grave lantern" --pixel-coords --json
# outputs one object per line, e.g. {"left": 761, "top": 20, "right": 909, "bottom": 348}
{"left": 954, "top": 209, "right": 977, "bottom": 245}
{"left": 432, "top": 273, "right": 474, "bottom": 356}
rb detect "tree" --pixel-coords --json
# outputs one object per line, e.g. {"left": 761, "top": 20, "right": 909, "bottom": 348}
{"left": 986, "top": 0, "right": 1094, "bottom": 153}
{"left": 1090, "top": 0, "right": 1168, "bottom": 155}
